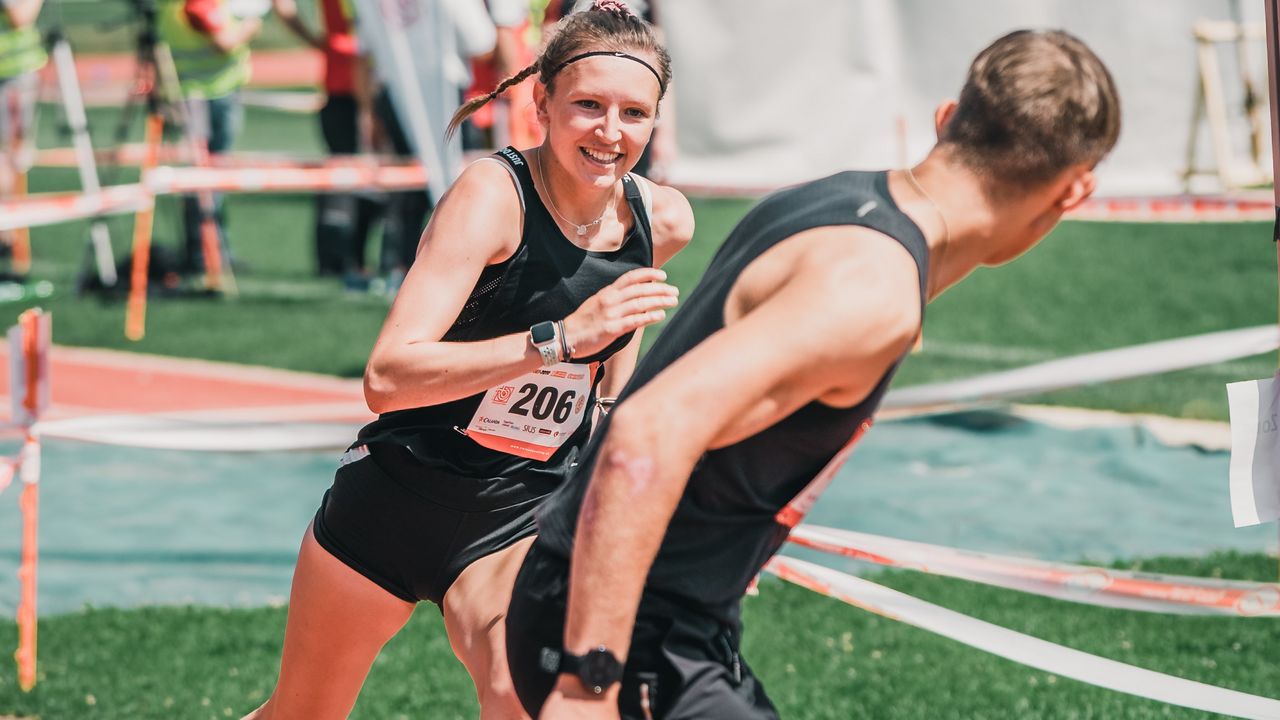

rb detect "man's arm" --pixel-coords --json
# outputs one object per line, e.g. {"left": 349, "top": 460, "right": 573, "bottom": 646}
{"left": 186, "top": 0, "right": 262, "bottom": 54}
{"left": 1, "top": 0, "right": 43, "bottom": 28}
{"left": 271, "top": 0, "right": 324, "bottom": 49}
{"left": 540, "top": 228, "right": 920, "bottom": 715}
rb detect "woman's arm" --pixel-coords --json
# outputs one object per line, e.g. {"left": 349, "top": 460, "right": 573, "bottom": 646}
{"left": 364, "top": 162, "right": 681, "bottom": 414}
{"left": 363, "top": 160, "right": 531, "bottom": 413}
{"left": 596, "top": 180, "right": 694, "bottom": 403}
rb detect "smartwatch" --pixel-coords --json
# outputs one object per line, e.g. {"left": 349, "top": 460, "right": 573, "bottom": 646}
{"left": 529, "top": 321, "right": 561, "bottom": 366}
{"left": 541, "top": 645, "right": 623, "bottom": 695}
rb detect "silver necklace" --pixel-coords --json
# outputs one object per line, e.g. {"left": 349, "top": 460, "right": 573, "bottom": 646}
{"left": 904, "top": 166, "right": 950, "bottom": 295}
{"left": 537, "top": 150, "right": 612, "bottom": 237}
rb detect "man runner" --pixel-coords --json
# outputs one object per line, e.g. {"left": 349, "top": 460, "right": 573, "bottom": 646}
{"left": 505, "top": 29, "right": 1122, "bottom": 720}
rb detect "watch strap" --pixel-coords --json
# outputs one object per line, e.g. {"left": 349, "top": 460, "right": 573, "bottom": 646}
{"left": 541, "top": 645, "right": 622, "bottom": 695}
{"left": 530, "top": 321, "right": 563, "bottom": 366}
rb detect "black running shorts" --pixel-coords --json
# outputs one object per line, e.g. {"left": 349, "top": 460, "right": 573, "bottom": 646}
{"left": 506, "top": 542, "right": 780, "bottom": 720}
{"left": 311, "top": 442, "right": 544, "bottom": 605}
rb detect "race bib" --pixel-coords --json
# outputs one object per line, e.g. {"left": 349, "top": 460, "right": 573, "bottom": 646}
{"left": 465, "top": 362, "right": 598, "bottom": 461}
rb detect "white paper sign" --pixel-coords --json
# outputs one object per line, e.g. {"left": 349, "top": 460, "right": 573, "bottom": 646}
{"left": 1226, "top": 374, "right": 1280, "bottom": 527}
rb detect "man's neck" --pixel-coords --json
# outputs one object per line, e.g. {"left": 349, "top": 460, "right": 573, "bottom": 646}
{"left": 893, "top": 154, "right": 1039, "bottom": 301}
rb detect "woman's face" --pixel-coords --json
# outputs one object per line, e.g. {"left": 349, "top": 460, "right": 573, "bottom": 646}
{"left": 537, "top": 50, "right": 662, "bottom": 188}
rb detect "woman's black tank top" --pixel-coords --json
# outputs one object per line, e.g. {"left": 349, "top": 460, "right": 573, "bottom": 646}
{"left": 356, "top": 147, "right": 655, "bottom": 502}
{"left": 536, "top": 170, "right": 928, "bottom": 621}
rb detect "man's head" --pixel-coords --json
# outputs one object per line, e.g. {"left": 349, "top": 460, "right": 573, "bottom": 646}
{"left": 934, "top": 30, "right": 1120, "bottom": 264}
{"left": 940, "top": 29, "right": 1120, "bottom": 189}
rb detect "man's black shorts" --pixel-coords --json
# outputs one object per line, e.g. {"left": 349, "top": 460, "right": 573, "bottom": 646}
{"left": 506, "top": 541, "right": 780, "bottom": 719}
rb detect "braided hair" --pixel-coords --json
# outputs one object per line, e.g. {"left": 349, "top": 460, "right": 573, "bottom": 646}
{"left": 446, "top": 0, "right": 672, "bottom": 138}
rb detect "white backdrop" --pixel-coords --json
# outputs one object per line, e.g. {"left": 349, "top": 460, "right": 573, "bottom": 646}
{"left": 662, "top": 0, "right": 1270, "bottom": 194}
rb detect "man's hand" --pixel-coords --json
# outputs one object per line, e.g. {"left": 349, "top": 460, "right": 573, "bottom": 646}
{"left": 538, "top": 676, "right": 620, "bottom": 720}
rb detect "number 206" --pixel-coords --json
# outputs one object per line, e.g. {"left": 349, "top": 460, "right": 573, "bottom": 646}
{"left": 508, "top": 383, "right": 577, "bottom": 423}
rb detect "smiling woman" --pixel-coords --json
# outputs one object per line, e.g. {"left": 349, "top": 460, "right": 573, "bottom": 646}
{"left": 239, "top": 3, "right": 694, "bottom": 720}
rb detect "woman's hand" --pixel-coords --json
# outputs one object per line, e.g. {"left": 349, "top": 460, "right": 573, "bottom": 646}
{"left": 562, "top": 268, "right": 678, "bottom": 359}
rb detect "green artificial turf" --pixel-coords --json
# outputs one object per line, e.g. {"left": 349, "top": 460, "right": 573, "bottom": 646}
{"left": 0, "top": 553, "right": 1274, "bottom": 719}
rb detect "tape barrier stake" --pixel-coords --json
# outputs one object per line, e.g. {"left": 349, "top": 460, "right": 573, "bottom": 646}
{"left": 126, "top": 114, "right": 165, "bottom": 341}
{"left": 14, "top": 436, "right": 39, "bottom": 692}
{"left": 12, "top": 308, "right": 48, "bottom": 692}
{"left": 11, "top": 168, "right": 31, "bottom": 275}
{"left": 767, "top": 556, "right": 1280, "bottom": 720}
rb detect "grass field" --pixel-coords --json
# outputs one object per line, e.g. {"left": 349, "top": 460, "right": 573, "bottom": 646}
{"left": 3, "top": 102, "right": 1278, "bottom": 718}
{"left": 0, "top": 553, "right": 1275, "bottom": 719}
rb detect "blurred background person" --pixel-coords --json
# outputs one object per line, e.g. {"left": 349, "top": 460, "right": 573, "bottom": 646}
{"left": 0, "top": 0, "right": 45, "bottom": 277}
{"left": 360, "top": 0, "right": 496, "bottom": 295}
{"left": 273, "top": 0, "right": 382, "bottom": 289}
{"left": 461, "top": 0, "right": 541, "bottom": 152}
{"left": 156, "top": 0, "right": 262, "bottom": 277}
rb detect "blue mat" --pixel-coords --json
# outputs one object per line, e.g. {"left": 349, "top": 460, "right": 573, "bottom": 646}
{"left": 0, "top": 412, "right": 1273, "bottom": 615}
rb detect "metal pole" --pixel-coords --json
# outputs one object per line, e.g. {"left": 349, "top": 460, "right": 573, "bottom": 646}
{"left": 1263, "top": 0, "right": 1280, "bottom": 577}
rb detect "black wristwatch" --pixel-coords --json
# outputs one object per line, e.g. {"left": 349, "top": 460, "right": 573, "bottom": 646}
{"left": 541, "top": 645, "right": 623, "bottom": 695}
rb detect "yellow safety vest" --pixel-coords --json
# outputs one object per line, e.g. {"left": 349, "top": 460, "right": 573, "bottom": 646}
{"left": 0, "top": 13, "right": 47, "bottom": 80}
{"left": 155, "top": 0, "right": 250, "bottom": 99}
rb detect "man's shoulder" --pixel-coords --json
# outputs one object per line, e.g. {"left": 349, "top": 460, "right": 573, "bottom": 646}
{"left": 750, "top": 170, "right": 885, "bottom": 220}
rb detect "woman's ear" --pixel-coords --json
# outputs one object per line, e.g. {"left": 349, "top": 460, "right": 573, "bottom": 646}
{"left": 534, "top": 82, "right": 550, "bottom": 128}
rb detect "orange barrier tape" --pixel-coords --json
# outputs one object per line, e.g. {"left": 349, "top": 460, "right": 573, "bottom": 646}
{"left": 767, "top": 556, "right": 1280, "bottom": 719}
{"left": 788, "top": 525, "right": 1280, "bottom": 616}
{"left": 0, "top": 159, "right": 428, "bottom": 233}
{"left": 145, "top": 161, "right": 427, "bottom": 194}
{"left": 0, "top": 184, "right": 150, "bottom": 233}
{"left": 670, "top": 181, "right": 1277, "bottom": 222}
{"left": 35, "top": 144, "right": 192, "bottom": 167}
{"left": 1069, "top": 194, "right": 1275, "bottom": 222}
{"left": 34, "top": 146, "right": 410, "bottom": 170}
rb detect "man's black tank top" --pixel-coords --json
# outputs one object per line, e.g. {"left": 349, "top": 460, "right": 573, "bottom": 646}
{"left": 536, "top": 170, "right": 928, "bottom": 622}
{"left": 356, "top": 147, "right": 655, "bottom": 504}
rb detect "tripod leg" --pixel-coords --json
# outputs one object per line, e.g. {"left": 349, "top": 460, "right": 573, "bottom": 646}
{"left": 151, "top": 42, "right": 236, "bottom": 295}
{"left": 50, "top": 34, "right": 117, "bottom": 286}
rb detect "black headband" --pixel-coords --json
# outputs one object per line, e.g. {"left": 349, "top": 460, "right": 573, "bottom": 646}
{"left": 553, "top": 51, "right": 665, "bottom": 93}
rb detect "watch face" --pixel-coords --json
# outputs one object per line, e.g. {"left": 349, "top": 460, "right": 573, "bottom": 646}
{"left": 530, "top": 322, "right": 556, "bottom": 345}
{"left": 582, "top": 648, "right": 622, "bottom": 688}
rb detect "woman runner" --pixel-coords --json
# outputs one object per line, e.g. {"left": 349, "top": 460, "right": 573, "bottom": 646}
{"left": 244, "top": 2, "right": 692, "bottom": 717}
